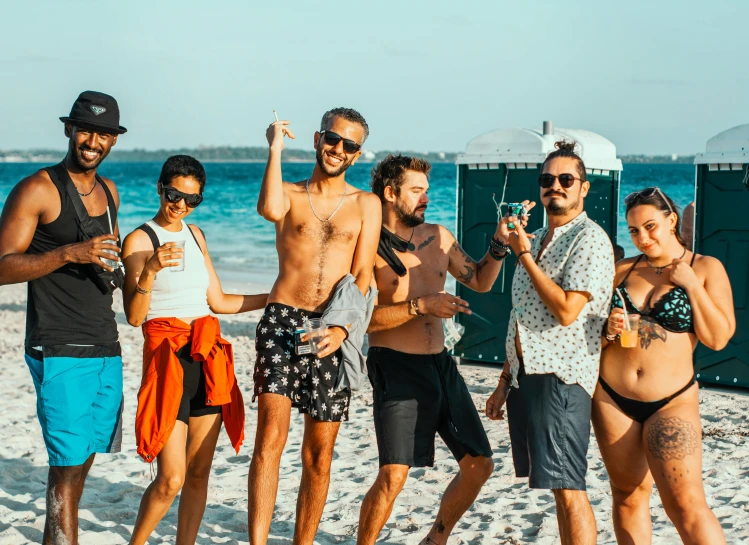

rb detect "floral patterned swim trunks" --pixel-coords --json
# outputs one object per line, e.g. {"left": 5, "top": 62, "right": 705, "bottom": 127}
{"left": 253, "top": 303, "right": 350, "bottom": 422}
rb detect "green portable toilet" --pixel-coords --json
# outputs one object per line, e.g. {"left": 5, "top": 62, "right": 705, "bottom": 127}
{"left": 693, "top": 123, "right": 749, "bottom": 388}
{"left": 453, "top": 121, "right": 623, "bottom": 364}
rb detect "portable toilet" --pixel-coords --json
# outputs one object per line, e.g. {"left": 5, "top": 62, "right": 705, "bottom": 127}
{"left": 693, "top": 123, "right": 749, "bottom": 388}
{"left": 453, "top": 121, "right": 623, "bottom": 364}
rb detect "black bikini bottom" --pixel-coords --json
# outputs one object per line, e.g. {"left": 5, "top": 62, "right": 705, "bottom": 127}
{"left": 598, "top": 376, "right": 696, "bottom": 424}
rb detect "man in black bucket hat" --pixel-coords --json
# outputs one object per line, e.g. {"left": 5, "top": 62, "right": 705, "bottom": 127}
{"left": 0, "top": 90, "right": 126, "bottom": 544}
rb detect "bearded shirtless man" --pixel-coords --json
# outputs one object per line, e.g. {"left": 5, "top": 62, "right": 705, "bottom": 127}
{"left": 357, "top": 155, "right": 533, "bottom": 545}
{"left": 248, "top": 108, "right": 381, "bottom": 545}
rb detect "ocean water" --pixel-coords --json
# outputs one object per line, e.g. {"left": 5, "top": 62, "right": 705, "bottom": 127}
{"left": 0, "top": 162, "right": 695, "bottom": 284}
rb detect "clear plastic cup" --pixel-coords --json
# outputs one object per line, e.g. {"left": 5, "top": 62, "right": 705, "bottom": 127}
{"left": 101, "top": 239, "right": 119, "bottom": 269}
{"left": 168, "top": 240, "right": 186, "bottom": 272}
{"left": 620, "top": 315, "right": 641, "bottom": 348}
{"left": 304, "top": 318, "right": 326, "bottom": 355}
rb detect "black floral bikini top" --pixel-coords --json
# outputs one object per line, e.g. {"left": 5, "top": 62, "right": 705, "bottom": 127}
{"left": 610, "top": 254, "right": 696, "bottom": 334}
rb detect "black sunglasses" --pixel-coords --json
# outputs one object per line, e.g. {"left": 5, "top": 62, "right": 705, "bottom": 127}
{"left": 320, "top": 130, "right": 361, "bottom": 154}
{"left": 538, "top": 173, "right": 582, "bottom": 189}
{"left": 161, "top": 184, "right": 203, "bottom": 208}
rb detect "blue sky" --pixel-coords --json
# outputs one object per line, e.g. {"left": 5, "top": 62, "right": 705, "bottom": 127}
{"left": 1, "top": 0, "right": 747, "bottom": 154}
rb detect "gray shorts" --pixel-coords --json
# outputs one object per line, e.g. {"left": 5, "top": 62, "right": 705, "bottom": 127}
{"left": 506, "top": 359, "right": 591, "bottom": 490}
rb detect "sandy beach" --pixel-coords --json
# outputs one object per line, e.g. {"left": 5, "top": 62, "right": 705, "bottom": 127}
{"left": 0, "top": 281, "right": 747, "bottom": 544}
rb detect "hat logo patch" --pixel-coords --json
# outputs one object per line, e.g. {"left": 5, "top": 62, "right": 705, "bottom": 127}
{"left": 90, "top": 105, "right": 106, "bottom": 115}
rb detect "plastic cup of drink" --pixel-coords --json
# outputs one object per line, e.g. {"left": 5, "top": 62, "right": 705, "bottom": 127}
{"left": 101, "top": 239, "right": 119, "bottom": 269}
{"left": 304, "top": 318, "right": 326, "bottom": 355}
{"left": 169, "top": 240, "right": 186, "bottom": 272}
{"left": 620, "top": 315, "right": 640, "bottom": 348}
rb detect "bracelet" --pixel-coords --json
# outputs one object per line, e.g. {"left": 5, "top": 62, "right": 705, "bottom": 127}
{"left": 408, "top": 298, "right": 423, "bottom": 317}
{"left": 499, "top": 371, "right": 512, "bottom": 385}
{"left": 601, "top": 321, "right": 618, "bottom": 342}
{"left": 488, "top": 247, "right": 507, "bottom": 261}
{"left": 489, "top": 237, "right": 511, "bottom": 252}
{"left": 135, "top": 282, "right": 152, "bottom": 295}
{"left": 516, "top": 250, "right": 531, "bottom": 260}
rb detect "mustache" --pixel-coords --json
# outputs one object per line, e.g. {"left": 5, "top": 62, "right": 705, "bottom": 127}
{"left": 78, "top": 145, "right": 102, "bottom": 153}
{"left": 416, "top": 205, "right": 428, "bottom": 211}
{"left": 544, "top": 190, "right": 565, "bottom": 198}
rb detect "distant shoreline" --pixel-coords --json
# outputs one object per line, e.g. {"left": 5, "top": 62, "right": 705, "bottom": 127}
{"left": 0, "top": 149, "right": 698, "bottom": 165}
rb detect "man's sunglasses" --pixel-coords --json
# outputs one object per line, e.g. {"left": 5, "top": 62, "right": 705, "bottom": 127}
{"left": 161, "top": 184, "right": 203, "bottom": 208}
{"left": 538, "top": 173, "right": 583, "bottom": 189}
{"left": 320, "top": 130, "right": 361, "bottom": 154}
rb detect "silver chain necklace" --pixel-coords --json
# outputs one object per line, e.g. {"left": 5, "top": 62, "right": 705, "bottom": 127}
{"left": 306, "top": 178, "right": 347, "bottom": 222}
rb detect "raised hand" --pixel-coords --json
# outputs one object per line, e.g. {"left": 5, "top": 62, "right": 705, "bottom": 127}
{"left": 497, "top": 200, "right": 537, "bottom": 244}
{"left": 507, "top": 219, "right": 535, "bottom": 256}
{"left": 669, "top": 255, "right": 700, "bottom": 291}
{"left": 266, "top": 120, "right": 296, "bottom": 152}
{"left": 145, "top": 242, "right": 183, "bottom": 273}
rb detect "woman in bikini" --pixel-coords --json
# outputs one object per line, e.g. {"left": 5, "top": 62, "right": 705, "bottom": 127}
{"left": 593, "top": 187, "right": 735, "bottom": 544}
{"left": 122, "top": 155, "right": 267, "bottom": 544}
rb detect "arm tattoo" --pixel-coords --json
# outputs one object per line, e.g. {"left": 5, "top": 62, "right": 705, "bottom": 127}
{"left": 638, "top": 317, "right": 668, "bottom": 349}
{"left": 452, "top": 241, "right": 480, "bottom": 285}
{"left": 457, "top": 264, "right": 475, "bottom": 284}
{"left": 418, "top": 236, "right": 436, "bottom": 250}
{"left": 647, "top": 416, "right": 698, "bottom": 462}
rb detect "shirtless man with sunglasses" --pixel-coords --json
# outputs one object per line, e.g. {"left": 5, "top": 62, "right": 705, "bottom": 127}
{"left": 249, "top": 108, "right": 381, "bottom": 544}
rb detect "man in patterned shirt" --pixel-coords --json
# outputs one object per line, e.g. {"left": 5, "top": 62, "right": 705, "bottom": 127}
{"left": 486, "top": 141, "right": 614, "bottom": 545}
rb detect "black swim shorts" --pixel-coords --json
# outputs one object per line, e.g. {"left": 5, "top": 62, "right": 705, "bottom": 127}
{"left": 367, "top": 347, "right": 493, "bottom": 468}
{"left": 506, "top": 359, "right": 591, "bottom": 490}
{"left": 253, "top": 303, "right": 351, "bottom": 422}
{"left": 176, "top": 344, "right": 223, "bottom": 424}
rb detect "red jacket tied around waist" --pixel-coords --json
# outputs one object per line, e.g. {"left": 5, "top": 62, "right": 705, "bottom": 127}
{"left": 136, "top": 316, "right": 245, "bottom": 462}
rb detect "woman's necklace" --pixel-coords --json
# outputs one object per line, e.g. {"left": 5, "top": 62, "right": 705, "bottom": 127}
{"left": 77, "top": 179, "right": 97, "bottom": 197}
{"left": 306, "top": 179, "right": 347, "bottom": 223}
{"left": 645, "top": 246, "right": 687, "bottom": 276}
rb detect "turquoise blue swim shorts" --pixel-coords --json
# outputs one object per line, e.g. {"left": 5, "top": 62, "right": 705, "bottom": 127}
{"left": 25, "top": 344, "right": 124, "bottom": 467}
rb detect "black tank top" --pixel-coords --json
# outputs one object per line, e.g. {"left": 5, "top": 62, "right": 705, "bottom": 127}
{"left": 25, "top": 163, "right": 119, "bottom": 346}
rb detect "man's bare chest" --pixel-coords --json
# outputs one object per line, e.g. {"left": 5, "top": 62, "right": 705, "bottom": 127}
{"left": 375, "top": 244, "right": 448, "bottom": 298}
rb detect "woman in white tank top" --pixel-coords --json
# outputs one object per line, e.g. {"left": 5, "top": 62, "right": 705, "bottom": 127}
{"left": 121, "top": 155, "right": 267, "bottom": 545}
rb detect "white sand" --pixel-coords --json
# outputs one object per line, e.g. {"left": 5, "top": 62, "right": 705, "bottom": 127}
{"left": 0, "top": 281, "right": 747, "bottom": 544}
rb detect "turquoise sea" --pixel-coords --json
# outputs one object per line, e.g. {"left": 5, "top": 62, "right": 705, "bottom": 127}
{"left": 0, "top": 162, "right": 695, "bottom": 285}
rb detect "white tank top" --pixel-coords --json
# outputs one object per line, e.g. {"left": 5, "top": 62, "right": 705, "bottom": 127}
{"left": 145, "top": 220, "right": 211, "bottom": 320}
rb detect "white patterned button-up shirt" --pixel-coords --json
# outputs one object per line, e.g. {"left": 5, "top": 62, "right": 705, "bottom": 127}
{"left": 505, "top": 212, "right": 614, "bottom": 397}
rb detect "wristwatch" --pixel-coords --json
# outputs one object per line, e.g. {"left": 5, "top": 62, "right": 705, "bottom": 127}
{"left": 408, "top": 298, "right": 423, "bottom": 316}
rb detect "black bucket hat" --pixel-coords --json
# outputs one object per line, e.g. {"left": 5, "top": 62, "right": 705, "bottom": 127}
{"left": 59, "top": 90, "right": 127, "bottom": 135}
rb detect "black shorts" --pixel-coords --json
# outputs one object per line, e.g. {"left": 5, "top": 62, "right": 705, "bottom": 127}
{"left": 253, "top": 303, "right": 351, "bottom": 422}
{"left": 506, "top": 359, "right": 591, "bottom": 490}
{"left": 176, "top": 344, "right": 223, "bottom": 424}
{"left": 368, "top": 347, "right": 492, "bottom": 468}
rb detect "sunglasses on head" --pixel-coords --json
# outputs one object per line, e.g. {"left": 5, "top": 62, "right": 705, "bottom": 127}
{"left": 320, "top": 130, "right": 361, "bottom": 154}
{"left": 538, "top": 173, "right": 582, "bottom": 189}
{"left": 624, "top": 186, "right": 674, "bottom": 214}
{"left": 161, "top": 184, "right": 203, "bottom": 208}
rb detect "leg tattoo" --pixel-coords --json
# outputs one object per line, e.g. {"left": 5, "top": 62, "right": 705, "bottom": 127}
{"left": 647, "top": 416, "right": 698, "bottom": 462}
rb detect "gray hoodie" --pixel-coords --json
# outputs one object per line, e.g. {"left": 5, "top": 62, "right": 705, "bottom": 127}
{"left": 321, "top": 274, "right": 377, "bottom": 391}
